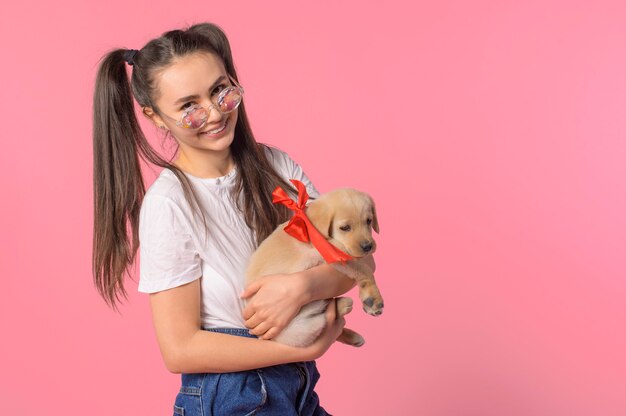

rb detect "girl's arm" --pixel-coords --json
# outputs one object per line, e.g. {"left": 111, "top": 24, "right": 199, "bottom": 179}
{"left": 241, "top": 254, "right": 376, "bottom": 340}
{"left": 150, "top": 278, "right": 344, "bottom": 374}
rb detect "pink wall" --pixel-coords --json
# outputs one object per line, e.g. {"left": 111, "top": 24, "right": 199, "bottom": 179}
{"left": 2, "top": 1, "right": 625, "bottom": 415}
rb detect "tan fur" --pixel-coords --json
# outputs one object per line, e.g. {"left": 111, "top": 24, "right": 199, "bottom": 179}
{"left": 245, "top": 188, "right": 383, "bottom": 347}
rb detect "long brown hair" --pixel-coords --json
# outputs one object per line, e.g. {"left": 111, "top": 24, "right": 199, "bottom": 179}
{"left": 93, "top": 23, "right": 297, "bottom": 310}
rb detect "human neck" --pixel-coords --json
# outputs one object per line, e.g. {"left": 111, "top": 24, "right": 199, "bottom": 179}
{"left": 174, "top": 149, "right": 235, "bottom": 179}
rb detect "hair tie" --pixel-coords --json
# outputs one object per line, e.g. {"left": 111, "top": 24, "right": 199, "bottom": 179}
{"left": 124, "top": 49, "right": 138, "bottom": 66}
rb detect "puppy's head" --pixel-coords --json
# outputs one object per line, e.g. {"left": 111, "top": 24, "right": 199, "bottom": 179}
{"left": 305, "top": 188, "right": 379, "bottom": 258}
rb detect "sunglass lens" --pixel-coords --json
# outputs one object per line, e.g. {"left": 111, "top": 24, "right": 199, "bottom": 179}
{"left": 181, "top": 106, "right": 208, "bottom": 129}
{"left": 218, "top": 89, "right": 242, "bottom": 113}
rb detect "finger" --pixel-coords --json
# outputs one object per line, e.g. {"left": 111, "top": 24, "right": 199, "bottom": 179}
{"left": 240, "top": 281, "right": 262, "bottom": 299}
{"left": 338, "top": 316, "right": 346, "bottom": 329}
{"left": 244, "top": 313, "right": 263, "bottom": 329}
{"left": 261, "top": 327, "right": 280, "bottom": 340}
{"left": 331, "top": 317, "right": 346, "bottom": 340}
{"left": 242, "top": 305, "right": 253, "bottom": 321}
{"left": 242, "top": 300, "right": 260, "bottom": 320}
{"left": 249, "top": 321, "right": 273, "bottom": 337}
{"left": 325, "top": 298, "right": 337, "bottom": 322}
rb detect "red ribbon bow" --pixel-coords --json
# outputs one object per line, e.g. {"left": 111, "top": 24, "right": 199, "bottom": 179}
{"left": 272, "top": 179, "right": 354, "bottom": 264}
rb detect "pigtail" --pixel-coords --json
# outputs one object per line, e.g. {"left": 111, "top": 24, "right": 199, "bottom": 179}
{"left": 91, "top": 23, "right": 304, "bottom": 310}
{"left": 92, "top": 49, "right": 145, "bottom": 310}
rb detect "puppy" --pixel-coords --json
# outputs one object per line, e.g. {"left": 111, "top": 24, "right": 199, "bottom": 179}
{"left": 245, "top": 187, "right": 383, "bottom": 348}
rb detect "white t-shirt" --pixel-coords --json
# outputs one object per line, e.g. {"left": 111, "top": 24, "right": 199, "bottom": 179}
{"left": 138, "top": 145, "right": 320, "bottom": 329}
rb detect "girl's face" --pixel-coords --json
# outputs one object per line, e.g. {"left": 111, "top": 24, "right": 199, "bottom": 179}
{"left": 145, "top": 51, "right": 239, "bottom": 160}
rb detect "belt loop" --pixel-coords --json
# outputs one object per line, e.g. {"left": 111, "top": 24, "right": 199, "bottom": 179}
{"left": 296, "top": 363, "right": 312, "bottom": 415}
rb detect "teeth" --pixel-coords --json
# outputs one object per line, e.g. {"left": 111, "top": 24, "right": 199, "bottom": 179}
{"left": 206, "top": 119, "right": 227, "bottom": 134}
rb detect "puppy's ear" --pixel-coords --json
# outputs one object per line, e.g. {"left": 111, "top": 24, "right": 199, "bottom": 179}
{"left": 305, "top": 200, "right": 334, "bottom": 238}
{"left": 368, "top": 196, "right": 380, "bottom": 233}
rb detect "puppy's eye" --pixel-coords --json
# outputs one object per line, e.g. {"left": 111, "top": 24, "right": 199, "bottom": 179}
{"left": 339, "top": 225, "right": 351, "bottom": 232}
{"left": 366, "top": 218, "right": 372, "bottom": 225}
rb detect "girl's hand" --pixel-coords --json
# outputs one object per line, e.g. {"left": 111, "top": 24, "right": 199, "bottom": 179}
{"left": 241, "top": 273, "right": 310, "bottom": 340}
{"left": 299, "top": 298, "right": 345, "bottom": 361}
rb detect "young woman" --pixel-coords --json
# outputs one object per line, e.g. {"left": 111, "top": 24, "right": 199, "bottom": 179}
{"left": 92, "top": 22, "right": 372, "bottom": 415}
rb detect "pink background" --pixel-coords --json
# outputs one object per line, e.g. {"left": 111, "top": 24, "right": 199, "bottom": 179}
{"left": 1, "top": 1, "right": 625, "bottom": 415}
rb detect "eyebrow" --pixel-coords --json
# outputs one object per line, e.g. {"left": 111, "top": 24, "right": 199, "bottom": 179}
{"left": 173, "top": 75, "right": 227, "bottom": 105}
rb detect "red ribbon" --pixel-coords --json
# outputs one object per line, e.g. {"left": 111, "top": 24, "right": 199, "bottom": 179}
{"left": 272, "top": 179, "right": 354, "bottom": 264}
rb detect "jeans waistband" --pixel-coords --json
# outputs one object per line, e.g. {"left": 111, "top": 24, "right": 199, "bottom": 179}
{"left": 201, "top": 327, "right": 257, "bottom": 339}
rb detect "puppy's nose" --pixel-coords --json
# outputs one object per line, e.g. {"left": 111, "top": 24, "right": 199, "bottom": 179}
{"left": 360, "top": 242, "right": 373, "bottom": 253}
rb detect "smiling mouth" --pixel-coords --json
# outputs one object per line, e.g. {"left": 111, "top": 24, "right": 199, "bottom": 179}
{"left": 201, "top": 117, "right": 229, "bottom": 135}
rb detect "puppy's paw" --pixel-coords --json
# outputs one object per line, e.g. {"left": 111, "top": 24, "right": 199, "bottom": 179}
{"left": 362, "top": 295, "right": 384, "bottom": 316}
{"left": 336, "top": 297, "right": 354, "bottom": 317}
{"left": 338, "top": 328, "right": 365, "bottom": 347}
{"left": 351, "top": 334, "right": 365, "bottom": 347}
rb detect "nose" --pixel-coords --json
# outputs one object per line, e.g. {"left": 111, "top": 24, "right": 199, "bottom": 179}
{"left": 360, "top": 241, "right": 373, "bottom": 253}
{"left": 204, "top": 102, "right": 222, "bottom": 122}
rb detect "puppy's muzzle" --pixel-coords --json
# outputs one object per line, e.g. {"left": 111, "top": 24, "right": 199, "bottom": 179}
{"left": 360, "top": 241, "right": 374, "bottom": 253}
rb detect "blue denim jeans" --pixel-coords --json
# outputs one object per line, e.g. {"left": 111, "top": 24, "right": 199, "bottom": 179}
{"left": 172, "top": 328, "right": 331, "bottom": 416}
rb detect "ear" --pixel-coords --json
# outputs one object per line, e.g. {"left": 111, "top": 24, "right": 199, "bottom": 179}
{"left": 368, "top": 196, "right": 380, "bottom": 233}
{"left": 305, "top": 199, "right": 334, "bottom": 239}
{"left": 142, "top": 106, "right": 168, "bottom": 130}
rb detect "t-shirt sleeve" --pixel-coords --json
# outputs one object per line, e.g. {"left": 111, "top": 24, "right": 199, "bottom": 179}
{"left": 264, "top": 146, "right": 321, "bottom": 200}
{"left": 138, "top": 194, "right": 202, "bottom": 293}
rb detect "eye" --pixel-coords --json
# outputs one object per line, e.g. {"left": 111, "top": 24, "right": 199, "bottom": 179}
{"left": 180, "top": 102, "right": 195, "bottom": 110}
{"left": 367, "top": 218, "right": 372, "bottom": 225}
{"left": 212, "top": 84, "right": 227, "bottom": 95}
{"left": 339, "top": 225, "right": 351, "bottom": 232}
